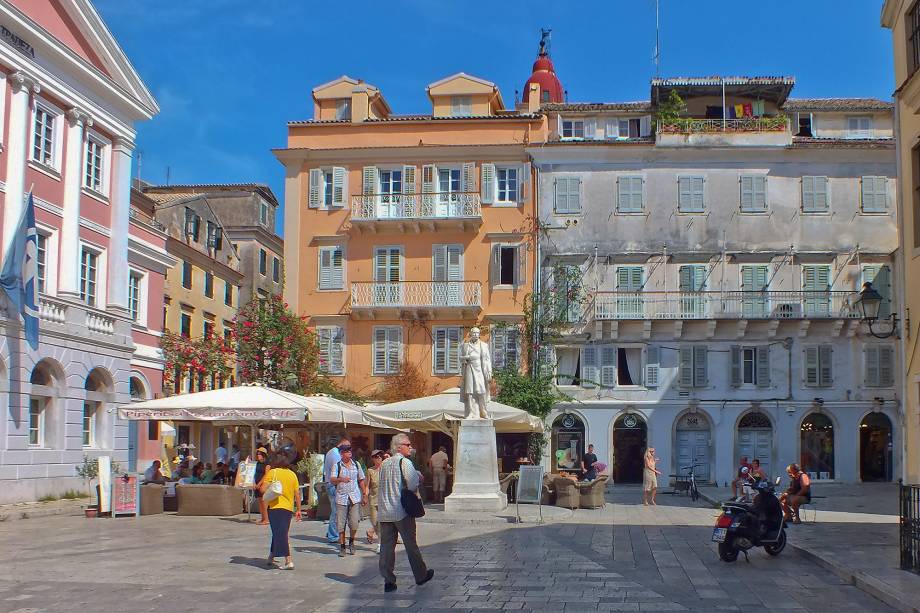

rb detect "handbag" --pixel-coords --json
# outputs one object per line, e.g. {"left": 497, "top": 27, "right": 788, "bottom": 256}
{"left": 399, "top": 459, "right": 425, "bottom": 518}
{"left": 263, "top": 476, "right": 283, "bottom": 503}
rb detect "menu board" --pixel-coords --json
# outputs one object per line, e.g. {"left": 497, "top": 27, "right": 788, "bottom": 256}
{"left": 235, "top": 460, "right": 257, "bottom": 488}
{"left": 97, "top": 456, "right": 112, "bottom": 513}
{"left": 516, "top": 465, "right": 544, "bottom": 504}
{"left": 113, "top": 475, "right": 138, "bottom": 516}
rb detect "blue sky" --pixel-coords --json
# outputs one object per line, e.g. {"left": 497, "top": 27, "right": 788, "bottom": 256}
{"left": 95, "top": 0, "right": 893, "bottom": 236}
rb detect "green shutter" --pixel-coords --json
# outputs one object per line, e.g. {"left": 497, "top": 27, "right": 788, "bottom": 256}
{"left": 679, "top": 347, "right": 693, "bottom": 388}
{"left": 804, "top": 347, "right": 819, "bottom": 386}
{"left": 730, "top": 345, "right": 742, "bottom": 387}
{"left": 756, "top": 345, "right": 770, "bottom": 388}
{"left": 693, "top": 346, "right": 708, "bottom": 387}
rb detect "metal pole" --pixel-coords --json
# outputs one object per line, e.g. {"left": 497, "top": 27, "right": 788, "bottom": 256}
{"left": 655, "top": 0, "right": 660, "bottom": 78}
{"left": 721, "top": 78, "right": 726, "bottom": 129}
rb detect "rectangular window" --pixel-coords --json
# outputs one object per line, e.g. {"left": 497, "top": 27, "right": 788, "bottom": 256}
{"left": 82, "top": 402, "right": 96, "bottom": 447}
{"left": 272, "top": 257, "right": 281, "bottom": 283}
{"left": 616, "top": 266, "right": 644, "bottom": 317}
{"left": 678, "top": 345, "right": 708, "bottom": 388}
{"left": 561, "top": 119, "right": 585, "bottom": 139}
{"left": 607, "top": 118, "right": 641, "bottom": 139}
{"left": 203, "top": 320, "right": 214, "bottom": 338}
{"left": 617, "top": 347, "right": 643, "bottom": 386}
{"left": 743, "top": 347, "right": 756, "bottom": 384}
{"left": 433, "top": 326, "right": 462, "bottom": 374}
{"left": 438, "top": 168, "right": 461, "bottom": 195}
{"left": 740, "top": 175, "right": 767, "bottom": 212}
{"left": 184, "top": 208, "right": 200, "bottom": 242}
{"left": 499, "top": 246, "right": 518, "bottom": 285}
{"left": 678, "top": 176, "right": 705, "bottom": 212}
{"left": 497, "top": 167, "right": 518, "bottom": 203}
{"left": 319, "top": 246, "right": 344, "bottom": 290}
{"left": 181, "top": 260, "right": 192, "bottom": 289}
{"left": 83, "top": 138, "right": 104, "bottom": 193}
{"left": 910, "top": 1, "right": 920, "bottom": 76}
{"left": 731, "top": 345, "right": 771, "bottom": 387}
{"left": 79, "top": 248, "right": 98, "bottom": 307}
{"left": 804, "top": 345, "right": 833, "bottom": 387}
{"left": 861, "top": 176, "right": 889, "bottom": 213}
{"left": 32, "top": 105, "right": 55, "bottom": 166}
{"left": 679, "top": 264, "right": 706, "bottom": 317}
{"left": 318, "top": 326, "right": 345, "bottom": 375}
{"left": 373, "top": 326, "right": 401, "bottom": 375}
{"left": 204, "top": 271, "right": 214, "bottom": 298}
{"left": 865, "top": 345, "right": 895, "bottom": 388}
{"left": 741, "top": 265, "right": 769, "bottom": 318}
{"left": 180, "top": 312, "right": 191, "bottom": 338}
{"left": 36, "top": 232, "right": 48, "bottom": 294}
{"left": 802, "top": 264, "right": 831, "bottom": 316}
{"left": 224, "top": 281, "right": 233, "bottom": 306}
{"left": 846, "top": 116, "right": 872, "bottom": 139}
{"left": 128, "top": 271, "right": 142, "bottom": 321}
{"left": 802, "top": 176, "right": 829, "bottom": 212}
{"left": 451, "top": 95, "right": 472, "bottom": 117}
{"left": 617, "top": 176, "right": 644, "bottom": 212}
{"left": 335, "top": 98, "right": 351, "bottom": 120}
{"left": 491, "top": 327, "right": 520, "bottom": 371}
{"left": 147, "top": 421, "right": 158, "bottom": 441}
{"left": 259, "top": 249, "right": 267, "bottom": 275}
{"left": 796, "top": 113, "right": 813, "bottom": 137}
{"left": 206, "top": 221, "right": 222, "bottom": 251}
{"left": 323, "top": 171, "right": 334, "bottom": 206}
{"left": 259, "top": 200, "right": 269, "bottom": 226}
{"left": 28, "top": 397, "right": 43, "bottom": 446}
{"left": 554, "top": 177, "right": 581, "bottom": 214}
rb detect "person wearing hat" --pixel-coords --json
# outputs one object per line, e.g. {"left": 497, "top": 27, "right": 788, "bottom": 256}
{"left": 253, "top": 447, "right": 272, "bottom": 525}
{"left": 366, "top": 449, "right": 385, "bottom": 548}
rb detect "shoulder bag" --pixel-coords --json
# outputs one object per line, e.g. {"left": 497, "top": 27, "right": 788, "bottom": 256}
{"left": 399, "top": 458, "right": 425, "bottom": 518}
{"left": 263, "top": 470, "right": 283, "bottom": 503}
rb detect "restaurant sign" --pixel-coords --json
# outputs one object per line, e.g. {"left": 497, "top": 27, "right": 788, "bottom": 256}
{"left": 1, "top": 26, "right": 35, "bottom": 58}
{"left": 118, "top": 407, "right": 305, "bottom": 422}
{"left": 395, "top": 410, "right": 423, "bottom": 420}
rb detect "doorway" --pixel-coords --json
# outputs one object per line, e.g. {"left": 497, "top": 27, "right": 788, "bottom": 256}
{"left": 675, "top": 412, "right": 711, "bottom": 482}
{"left": 737, "top": 411, "right": 773, "bottom": 479}
{"left": 860, "top": 412, "right": 893, "bottom": 482}
{"left": 612, "top": 413, "right": 647, "bottom": 483}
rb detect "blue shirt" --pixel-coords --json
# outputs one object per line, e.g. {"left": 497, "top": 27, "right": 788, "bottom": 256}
{"left": 323, "top": 446, "right": 341, "bottom": 483}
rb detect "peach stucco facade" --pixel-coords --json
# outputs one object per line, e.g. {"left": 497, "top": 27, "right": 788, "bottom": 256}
{"left": 278, "top": 74, "right": 547, "bottom": 397}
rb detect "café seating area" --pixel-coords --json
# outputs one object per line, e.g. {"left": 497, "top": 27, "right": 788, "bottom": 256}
{"left": 176, "top": 484, "right": 243, "bottom": 516}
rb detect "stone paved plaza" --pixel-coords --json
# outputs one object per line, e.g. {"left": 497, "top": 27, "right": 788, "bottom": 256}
{"left": 0, "top": 487, "right": 896, "bottom": 612}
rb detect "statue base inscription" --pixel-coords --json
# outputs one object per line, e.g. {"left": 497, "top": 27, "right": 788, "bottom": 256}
{"left": 444, "top": 419, "right": 507, "bottom": 513}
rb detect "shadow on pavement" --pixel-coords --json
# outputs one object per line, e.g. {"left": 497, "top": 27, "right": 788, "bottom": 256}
{"left": 228, "top": 555, "right": 272, "bottom": 569}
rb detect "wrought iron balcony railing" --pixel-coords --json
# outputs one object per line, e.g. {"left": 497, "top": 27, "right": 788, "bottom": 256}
{"left": 351, "top": 192, "right": 481, "bottom": 221}
{"left": 658, "top": 116, "right": 788, "bottom": 134}
{"left": 594, "top": 290, "right": 861, "bottom": 320}
{"left": 351, "top": 281, "right": 482, "bottom": 309}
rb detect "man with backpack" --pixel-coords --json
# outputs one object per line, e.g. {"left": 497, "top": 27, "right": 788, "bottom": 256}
{"left": 330, "top": 443, "right": 366, "bottom": 557}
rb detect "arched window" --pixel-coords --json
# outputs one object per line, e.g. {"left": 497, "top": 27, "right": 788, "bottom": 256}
{"left": 129, "top": 377, "right": 145, "bottom": 401}
{"left": 552, "top": 413, "right": 585, "bottom": 473}
{"left": 738, "top": 412, "right": 771, "bottom": 429}
{"left": 29, "top": 360, "right": 63, "bottom": 448}
{"left": 801, "top": 413, "right": 834, "bottom": 479}
{"left": 83, "top": 368, "right": 111, "bottom": 449}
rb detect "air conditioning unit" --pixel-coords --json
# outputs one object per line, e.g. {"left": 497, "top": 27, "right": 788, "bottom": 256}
{"left": 773, "top": 303, "right": 801, "bottom": 318}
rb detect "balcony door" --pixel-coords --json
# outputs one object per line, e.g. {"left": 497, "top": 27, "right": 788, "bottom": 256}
{"left": 616, "top": 266, "right": 644, "bottom": 317}
{"left": 433, "top": 244, "right": 463, "bottom": 306}
{"left": 378, "top": 169, "right": 403, "bottom": 219}
{"left": 679, "top": 265, "right": 706, "bottom": 318}
{"left": 741, "top": 265, "right": 769, "bottom": 318}
{"left": 374, "top": 247, "right": 402, "bottom": 305}
{"left": 437, "top": 168, "right": 461, "bottom": 217}
{"left": 802, "top": 265, "right": 830, "bottom": 316}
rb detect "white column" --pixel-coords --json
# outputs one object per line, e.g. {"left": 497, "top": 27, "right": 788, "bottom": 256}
{"left": 58, "top": 108, "right": 91, "bottom": 298}
{"left": 106, "top": 137, "right": 133, "bottom": 315}
{"left": 2, "top": 72, "right": 39, "bottom": 257}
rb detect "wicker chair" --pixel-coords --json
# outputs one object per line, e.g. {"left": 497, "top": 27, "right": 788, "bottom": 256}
{"left": 139, "top": 484, "right": 165, "bottom": 515}
{"left": 541, "top": 474, "right": 556, "bottom": 505}
{"left": 175, "top": 484, "right": 243, "bottom": 516}
{"left": 553, "top": 477, "right": 579, "bottom": 510}
{"left": 498, "top": 473, "right": 516, "bottom": 501}
{"left": 579, "top": 475, "right": 609, "bottom": 509}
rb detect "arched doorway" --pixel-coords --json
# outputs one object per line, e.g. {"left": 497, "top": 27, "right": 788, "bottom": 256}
{"left": 552, "top": 413, "right": 585, "bottom": 474}
{"left": 613, "top": 413, "right": 647, "bottom": 483}
{"left": 801, "top": 413, "right": 834, "bottom": 479}
{"left": 29, "top": 359, "right": 64, "bottom": 449}
{"left": 737, "top": 411, "right": 773, "bottom": 478}
{"left": 860, "top": 412, "right": 892, "bottom": 482}
{"left": 84, "top": 368, "right": 112, "bottom": 449}
{"left": 675, "top": 412, "right": 711, "bottom": 482}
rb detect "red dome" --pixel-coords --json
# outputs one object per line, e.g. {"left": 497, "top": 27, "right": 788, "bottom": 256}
{"left": 523, "top": 53, "right": 563, "bottom": 104}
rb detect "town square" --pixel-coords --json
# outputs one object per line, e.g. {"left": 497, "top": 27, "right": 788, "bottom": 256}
{"left": 1, "top": 1, "right": 920, "bottom": 612}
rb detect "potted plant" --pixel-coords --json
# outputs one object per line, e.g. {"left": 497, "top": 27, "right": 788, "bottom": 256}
{"left": 294, "top": 453, "right": 324, "bottom": 512}
{"left": 75, "top": 455, "right": 121, "bottom": 518}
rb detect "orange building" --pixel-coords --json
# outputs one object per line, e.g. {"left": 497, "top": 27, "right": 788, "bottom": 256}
{"left": 276, "top": 72, "right": 549, "bottom": 397}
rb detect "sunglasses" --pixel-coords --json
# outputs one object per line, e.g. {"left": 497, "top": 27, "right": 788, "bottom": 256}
{"left": 339, "top": 447, "right": 352, "bottom": 452}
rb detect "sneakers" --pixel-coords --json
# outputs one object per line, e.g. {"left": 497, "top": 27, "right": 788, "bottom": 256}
{"left": 384, "top": 582, "right": 397, "bottom": 593}
{"left": 347, "top": 543, "right": 356, "bottom": 556}
{"left": 416, "top": 569, "right": 435, "bottom": 586}
{"left": 282, "top": 561, "right": 294, "bottom": 570}
{"left": 338, "top": 546, "right": 346, "bottom": 558}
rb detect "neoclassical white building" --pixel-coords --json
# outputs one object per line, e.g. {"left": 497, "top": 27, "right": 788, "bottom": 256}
{"left": 0, "top": 0, "right": 158, "bottom": 503}
{"left": 533, "top": 77, "right": 900, "bottom": 486}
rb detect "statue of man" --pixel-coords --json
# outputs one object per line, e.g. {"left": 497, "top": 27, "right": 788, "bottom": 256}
{"left": 459, "top": 327, "right": 492, "bottom": 419}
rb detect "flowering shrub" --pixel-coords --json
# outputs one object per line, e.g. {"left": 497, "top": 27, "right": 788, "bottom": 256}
{"left": 161, "top": 330, "right": 234, "bottom": 393}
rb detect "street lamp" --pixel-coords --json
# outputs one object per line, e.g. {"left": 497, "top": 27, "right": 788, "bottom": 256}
{"left": 856, "top": 282, "right": 899, "bottom": 339}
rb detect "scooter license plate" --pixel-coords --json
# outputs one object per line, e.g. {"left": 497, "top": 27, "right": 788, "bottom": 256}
{"left": 711, "top": 528, "right": 727, "bottom": 543}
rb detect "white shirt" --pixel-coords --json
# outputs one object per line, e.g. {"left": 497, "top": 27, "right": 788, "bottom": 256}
{"left": 333, "top": 460, "right": 365, "bottom": 505}
{"left": 216, "top": 446, "right": 228, "bottom": 464}
{"left": 143, "top": 465, "right": 161, "bottom": 482}
{"left": 430, "top": 451, "right": 449, "bottom": 471}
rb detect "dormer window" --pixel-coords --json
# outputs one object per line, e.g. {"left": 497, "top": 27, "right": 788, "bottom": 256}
{"left": 451, "top": 95, "right": 472, "bottom": 117}
{"left": 561, "top": 119, "right": 585, "bottom": 139}
{"left": 796, "top": 113, "right": 813, "bottom": 137}
{"left": 846, "top": 116, "right": 872, "bottom": 139}
{"left": 335, "top": 98, "right": 351, "bottom": 120}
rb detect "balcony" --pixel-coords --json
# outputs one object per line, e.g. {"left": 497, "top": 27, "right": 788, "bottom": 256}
{"left": 594, "top": 291, "right": 861, "bottom": 320}
{"left": 350, "top": 281, "right": 482, "bottom": 319}
{"left": 350, "top": 193, "right": 482, "bottom": 234}
{"left": 656, "top": 116, "right": 790, "bottom": 147}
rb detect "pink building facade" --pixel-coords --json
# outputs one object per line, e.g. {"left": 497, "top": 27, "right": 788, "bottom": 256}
{"left": 0, "top": 0, "right": 159, "bottom": 502}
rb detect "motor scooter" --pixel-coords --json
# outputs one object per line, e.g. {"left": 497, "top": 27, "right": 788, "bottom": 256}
{"left": 712, "top": 476, "right": 786, "bottom": 562}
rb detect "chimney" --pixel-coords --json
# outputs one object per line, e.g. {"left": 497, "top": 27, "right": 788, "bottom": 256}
{"left": 527, "top": 83, "right": 541, "bottom": 113}
{"left": 351, "top": 85, "right": 370, "bottom": 123}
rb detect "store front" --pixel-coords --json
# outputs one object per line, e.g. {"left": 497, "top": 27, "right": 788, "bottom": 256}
{"left": 801, "top": 413, "right": 835, "bottom": 479}
{"left": 860, "top": 412, "right": 893, "bottom": 482}
{"left": 552, "top": 413, "right": 585, "bottom": 474}
{"left": 612, "top": 413, "right": 647, "bottom": 483}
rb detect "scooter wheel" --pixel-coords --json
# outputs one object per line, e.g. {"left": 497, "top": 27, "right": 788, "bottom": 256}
{"left": 718, "top": 541, "right": 739, "bottom": 562}
{"left": 765, "top": 529, "right": 787, "bottom": 556}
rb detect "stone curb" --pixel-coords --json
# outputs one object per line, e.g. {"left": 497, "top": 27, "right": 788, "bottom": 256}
{"left": 418, "top": 507, "right": 574, "bottom": 526}
{"left": 698, "top": 489, "right": 917, "bottom": 613}
{"left": 0, "top": 499, "right": 85, "bottom": 523}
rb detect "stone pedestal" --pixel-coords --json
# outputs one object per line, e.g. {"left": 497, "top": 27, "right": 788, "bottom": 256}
{"left": 444, "top": 419, "right": 507, "bottom": 513}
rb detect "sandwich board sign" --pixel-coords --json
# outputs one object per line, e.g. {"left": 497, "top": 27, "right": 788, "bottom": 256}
{"left": 515, "top": 464, "right": 544, "bottom": 524}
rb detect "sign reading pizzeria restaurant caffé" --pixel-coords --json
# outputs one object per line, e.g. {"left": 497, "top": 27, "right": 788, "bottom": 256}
{"left": 1, "top": 26, "right": 36, "bottom": 59}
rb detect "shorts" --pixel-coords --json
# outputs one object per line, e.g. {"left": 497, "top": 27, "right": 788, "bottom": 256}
{"left": 432, "top": 469, "right": 447, "bottom": 492}
{"left": 787, "top": 495, "right": 810, "bottom": 507}
{"left": 335, "top": 501, "right": 361, "bottom": 534}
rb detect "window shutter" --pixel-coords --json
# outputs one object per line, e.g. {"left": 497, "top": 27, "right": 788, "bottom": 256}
{"left": 802, "top": 176, "right": 814, "bottom": 211}
{"left": 815, "top": 176, "right": 828, "bottom": 211}
{"left": 447, "top": 245, "right": 462, "bottom": 281}
{"left": 880, "top": 346, "right": 894, "bottom": 387}
{"left": 556, "top": 114, "right": 562, "bottom": 138}
{"left": 319, "top": 249, "right": 332, "bottom": 289}
{"left": 678, "top": 177, "right": 691, "bottom": 210}
{"left": 331, "top": 248, "right": 344, "bottom": 289}
{"left": 491, "top": 328, "right": 505, "bottom": 370}
{"left": 691, "top": 177, "right": 704, "bottom": 210}
{"left": 640, "top": 116, "right": 652, "bottom": 137}
{"left": 422, "top": 165, "right": 436, "bottom": 193}
{"left": 520, "top": 163, "right": 530, "bottom": 203}
{"left": 432, "top": 245, "right": 447, "bottom": 282}
{"left": 570, "top": 178, "right": 581, "bottom": 212}
{"left": 693, "top": 345, "right": 708, "bottom": 387}
{"left": 434, "top": 328, "right": 447, "bottom": 374}
{"left": 679, "top": 346, "right": 693, "bottom": 388}
{"left": 741, "top": 265, "right": 753, "bottom": 290}
{"left": 506, "top": 328, "right": 520, "bottom": 371}
{"left": 645, "top": 345, "right": 659, "bottom": 388}
{"left": 461, "top": 162, "right": 475, "bottom": 193}
{"left": 581, "top": 346, "right": 598, "bottom": 388}
{"left": 819, "top": 345, "right": 833, "bottom": 387}
{"left": 630, "top": 177, "right": 643, "bottom": 210}
{"left": 754, "top": 176, "right": 766, "bottom": 209}
{"left": 730, "top": 345, "right": 742, "bottom": 387}
{"left": 631, "top": 266, "right": 643, "bottom": 291}
{"left": 332, "top": 166, "right": 347, "bottom": 207}
{"left": 555, "top": 178, "right": 567, "bottom": 213}
{"left": 388, "top": 328, "right": 401, "bottom": 373}
{"left": 865, "top": 346, "right": 880, "bottom": 387}
{"left": 539, "top": 345, "right": 556, "bottom": 378}
{"left": 862, "top": 176, "right": 888, "bottom": 212}
{"left": 756, "top": 345, "right": 770, "bottom": 388}
{"left": 403, "top": 165, "right": 417, "bottom": 194}
{"left": 373, "top": 328, "right": 387, "bottom": 374}
{"left": 600, "top": 346, "right": 616, "bottom": 387}
{"left": 584, "top": 118, "right": 596, "bottom": 140}
{"left": 480, "top": 163, "right": 495, "bottom": 204}
{"left": 617, "top": 267, "right": 629, "bottom": 290}
{"left": 606, "top": 119, "right": 618, "bottom": 139}
{"left": 740, "top": 175, "right": 753, "bottom": 210}
{"left": 318, "top": 328, "right": 331, "bottom": 373}
{"left": 804, "top": 346, "right": 819, "bottom": 386}
{"left": 331, "top": 327, "right": 344, "bottom": 374}
{"left": 362, "top": 166, "right": 378, "bottom": 196}
{"left": 447, "top": 327, "right": 461, "bottom": 372}
{"left": 516, "top": 243, "right": 527, "bottom": 286}
{"left": 308, "top": 168, "right": 322, "bottom": 208}
{"left": 490, "top": 245, "right": 501, "bottom": 286}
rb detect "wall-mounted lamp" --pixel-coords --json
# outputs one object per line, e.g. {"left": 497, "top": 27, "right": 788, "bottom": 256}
{"left": 855, "top": 282, "right": 899, "bottom": 339}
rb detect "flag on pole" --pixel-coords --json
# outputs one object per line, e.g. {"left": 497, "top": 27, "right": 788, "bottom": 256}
{"left": 0, "top": 192, "right": 40, "bottom": 349}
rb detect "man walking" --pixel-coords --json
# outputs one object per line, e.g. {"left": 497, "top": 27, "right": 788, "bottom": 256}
{"left": 324, "top": 436, "right": 348, "bottom": 544}
{"left": 378, "top": 433, "right": 434, "bottom": 593}
{"left": 428, "top": 446, "right": 450, "bottom": 503}
{"left": 331, "top": 443, "right": 367, "bottom": 556}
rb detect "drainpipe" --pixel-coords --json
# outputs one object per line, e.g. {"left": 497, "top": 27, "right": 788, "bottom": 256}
{"left": 784, "top": 337, "right": 794, "bottom": 401}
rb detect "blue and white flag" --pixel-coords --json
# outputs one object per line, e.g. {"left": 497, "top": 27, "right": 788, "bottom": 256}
{"left": 0, "top": 192, "right": 40, "bottom": 349}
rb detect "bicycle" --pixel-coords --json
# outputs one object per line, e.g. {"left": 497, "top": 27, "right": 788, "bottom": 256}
{"left": 679, "top": 463, "right": 704, "bottom": 502}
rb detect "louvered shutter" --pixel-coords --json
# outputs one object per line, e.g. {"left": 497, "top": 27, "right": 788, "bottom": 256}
{"left": 678, "top": 177, "right": 691, "bottom": 210}
{"left": 308, "top": 168, "right": 322, "bottom": 208}
{"left": 570, "top": 178, "right": 581, "bottom": 212}
{"left": 447, "top": 245, "right": 462, "bottom": 280}
{"left": 645, "top": 345, "right": 659, "bottom": 388}
{"left": 815, "top": 176, "right": 828, "bottom": 211}
{"left": 506, "top": 328, "right": 520, "bottom": 371}
{"left": 679, "top": 347, "right": 693, "bottom": 388}
{"left": 691, "top": 177, "right": 704, "bottom": 211}
{"left": 617, "top": 177, "right": 631, "bottom": 212}
{"left": 753, "top": 176, "right": 766, "bottom": 210}
{"left": 555, "top": 178, "right": 567, "bottom": 213}
{"left": 581, "top": 346, "right": 598, "bottom": 388}
{"left": 516, "top": 244, "right": 526, "bottom": 287}
{"left": 362, "top": 166, "right": 378, "bottom": 195}
{"left": 331, "top": 247, "right": 343, "bottom": 289}
{"left": 640, "top": 116, "right": 652, "bottom": 137}
{"left": 693, "top": 346, "right": 708, "bottom": 387}
{"left": 742, "top": 265, "right": 753, "bottom": 290}
{"left": 880, "top": 346, "right": 894, "bottom": 386}
{"left": 432, "top": 245, "right": 447, "bottom": 282}
{"left": 434, "top": 328, "right": 447, "bottom": 374}
{"left": 403, "top": 165, "right": 417, "bottom": 194}
{"left": 331, "top": 167, "right": 347, "bottom": 207}
{"left": 584, "top": 118, "right": 596, "bottom": 140}
{"left": 804, "top": 346, "right": 819, "bottom": 386}
{"left": 600, "top": 346, "right": 616, "bottom": 388}
{"left": 629, "top": 177, "right": 643, "bottom": 210}
{"left": 373, "top": 328, "right": 388, "bottom": 374}
{"left": 818, "top": 345, "right": 832, "bottom": 387}
{"left": 556, "top": 114, "right": 562, "bottom": 138}
{"left": 740, "top": 175, "right": 753, "bottom": 210}
{"left": 539, "top": 345, "right": 556, "bottom": 378}
{"left": 491, "top": 328, "right": 505, "bottom": 370}
{"left": 520, "top": 163, "right": 530, "bottom": 203}
{"left": 865, "top": 346, "right": 880, "bottom": 387}
{"left": 318, "top": 328, "right": 331, "bottom": 373}
{"left": 756, "top": 345, "right": 770, "bottom": 388}
{"left": 480, "top": 163, "right": 496, "bottom": 204}
{"left": 461, "top": 162, "right": 475, "bottom": 193}
{"left": 490, "top": 245, "right": 501, "bottom": 286}
{"left": 862, "top": 176, "right": 888, "bottom": 212}
{"left": 319, "top": 249, "right": 332, "bottom": 289}
{"left": 802, "top": 176, "right": 815, "bottom": 211}
{"left": 730, "top": 345, "right": 742, "bottom": 387}
{"left": 331, "top": 327, "right": 344, "bottom": 374}
{"left": 448, "top": 327, "right": 461, "bottom": 372}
